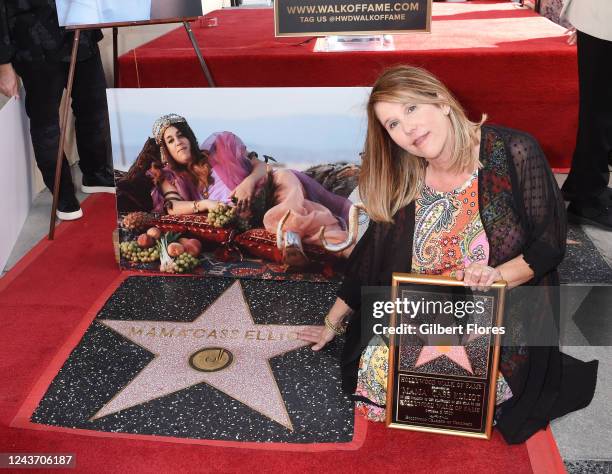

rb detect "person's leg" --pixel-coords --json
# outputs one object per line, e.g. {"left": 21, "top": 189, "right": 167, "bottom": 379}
{"left": 564, "top": 31, "right": 612, "bottom": 229}
{"left": 70, "top": 46, "right": 115, "bottom": 193}
{"left": 263, "top": 169, "right": 348, "bottom": 245}
{"left": 13, "top": 60, "right": 82, "bottom": 220}
{"left": 562, "top": 31, "right": 612, "bottom": 199}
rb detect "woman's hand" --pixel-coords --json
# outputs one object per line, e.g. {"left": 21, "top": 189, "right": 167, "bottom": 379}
{"left": 0, "top": 64, "right": 20, "bottom": 99}
{"left": 565, "top": 27, "right": 577, "bottom": 46}
{"left": 455, "top": 263, "right": 503, "bottom": 292}
{"left": 230, "top": 176, "right": 257, "bottom": 214}
{"left": 298, "top": 298, "right": 352, "bottom": 351}
{"left": 297, "top": 326, "right": 337, "bottom": 351}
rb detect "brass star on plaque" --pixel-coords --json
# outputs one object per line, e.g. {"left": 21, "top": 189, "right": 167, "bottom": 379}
{"left": 93, "top": 281, "right": 318, "bottom": 430}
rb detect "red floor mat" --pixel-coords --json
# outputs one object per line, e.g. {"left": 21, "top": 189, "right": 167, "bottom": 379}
{"left": 0, "top": 194, "right": 562, "bottom": 473}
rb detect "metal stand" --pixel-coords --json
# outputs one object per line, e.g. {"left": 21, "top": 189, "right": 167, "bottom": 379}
{"left": 48, "top": 29, "right": 81, "bottom": 240}
{"left": 48, "top": 21, "right": 214, "bottom": 239}
{"left": 113, "top": 27, "right": 119, "bottom": 88}
{"left": 183, "top": 21, "right": 215, "bottom": 87}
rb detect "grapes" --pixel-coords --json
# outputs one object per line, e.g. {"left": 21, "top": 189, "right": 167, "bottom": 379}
{"left": 206, "top": 203, "right": 237, "bottom": 228}
{"left": 159, "top": 251, "right": 199, "bottom": 274}
{"left": 120, "top": 240, "right": 159, "bottom": 264}
{"left": 206, "top": 203, "right": 251, "bottom": 232}
{"left": 174, "top": 252, "right": 199, "bottom": 273}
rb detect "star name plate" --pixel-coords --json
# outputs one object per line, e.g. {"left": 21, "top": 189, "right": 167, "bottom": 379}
{"left": 386, "top": 274, "right": 506, "bottom": 439}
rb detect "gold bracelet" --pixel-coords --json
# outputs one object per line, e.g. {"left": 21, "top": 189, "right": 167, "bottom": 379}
{"left": 324, "top": 314, "right": 346, "bottom": 336}
{"left": 193, "top": 200, "right": 199, "bottom": 213}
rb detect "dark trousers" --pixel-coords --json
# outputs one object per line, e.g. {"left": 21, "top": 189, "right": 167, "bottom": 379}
{"left": 14, "top": 48, "right": 112, "bottom": 199}
{"left": 562, "top": 31, "right": 612, "bottom": 203}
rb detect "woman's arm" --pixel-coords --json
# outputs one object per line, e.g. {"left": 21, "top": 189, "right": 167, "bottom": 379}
{"left": 159, "top": 179, "right": 218, "bottom": 216}
{"left": 230, "top": 157, "right": 268, "bottom": 213}
{"left": 297, "top": 297, "right": 352, "bottom": 350}
{"left": 509, "top": 131, "right": 567, "bottom": 280}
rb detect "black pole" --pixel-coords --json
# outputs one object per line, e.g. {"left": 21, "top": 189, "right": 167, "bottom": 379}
{"left": 183, "top": 21, "right": 215, "bottom": 87}
{"left": 113, "top": 27, "right": 119, "bottom": 88}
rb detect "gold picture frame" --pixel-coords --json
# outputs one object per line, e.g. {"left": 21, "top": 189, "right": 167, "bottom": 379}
{"left": 385, "top": 273, "right": 506, "bottom": 439}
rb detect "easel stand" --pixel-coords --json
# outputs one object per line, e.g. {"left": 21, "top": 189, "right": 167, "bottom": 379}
{"left": 48, "top": 30, "right": 81, "bottom": 240}
{"left": 48, "top": 19, "right": 215, "bottom": 240}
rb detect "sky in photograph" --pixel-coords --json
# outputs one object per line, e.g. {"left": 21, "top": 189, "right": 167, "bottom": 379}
{"left": 107, "top": 87, "right": 370, "bottom": 171}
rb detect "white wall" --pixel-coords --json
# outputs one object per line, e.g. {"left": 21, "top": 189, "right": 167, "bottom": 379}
{"left": 0, "top": 96, "right": 37, "bottom": 272}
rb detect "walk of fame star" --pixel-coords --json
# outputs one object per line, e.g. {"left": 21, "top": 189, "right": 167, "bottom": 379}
{"left": 414, "top": 344, "right": 474, "bottom": 373}
{"left": 402, "top": 295, "right": 492, "bottom": 376}
{"left": 93, "top": 281, "right": 318, "bottom": 430}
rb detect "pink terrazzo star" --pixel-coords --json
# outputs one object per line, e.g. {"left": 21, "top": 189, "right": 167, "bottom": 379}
{"left": 414, "top": 344, "right": 474, "bottom": 374}
{"left": 93, "top": 281, "right": 319, "bottom": 430}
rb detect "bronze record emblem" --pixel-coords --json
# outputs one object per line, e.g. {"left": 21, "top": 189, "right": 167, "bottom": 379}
{"left": 189, "top": 348, "right": 234, "bottom": 372}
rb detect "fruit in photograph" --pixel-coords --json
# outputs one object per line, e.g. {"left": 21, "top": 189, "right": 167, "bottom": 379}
{"left": 167, "top": 242, "right": 185, "bottom": 257}
{"left": 121, "top": 211, "right": 153, "bottom": 230}
{"left": 174, "top": 252, "right": 200, "bottom": 273}
{"left": 120, "top": 240, "right": 160, "bottom": 263}
{"left": 146, "top": 227, "right": 162, "bottom": 240}
{"left": 137, "top": 233, "right": 155, "bottom": 248}
{"left": 157, "top": 232, "right": 200, "bottom": 273}
{"left": 206, "top": 203, "right": 237, "bottom": 228}
{"left": 182, "top": 241, "right": 200, "bottom": 257}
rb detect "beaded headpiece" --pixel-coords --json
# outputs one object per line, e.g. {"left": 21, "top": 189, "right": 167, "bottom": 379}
{"left": 152, "top": 113, "right": 187, "bottom": 145}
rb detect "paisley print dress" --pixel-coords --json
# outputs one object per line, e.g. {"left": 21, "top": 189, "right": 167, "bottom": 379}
{"left": 355, "top": 171, "right": 512, "bottom": 421}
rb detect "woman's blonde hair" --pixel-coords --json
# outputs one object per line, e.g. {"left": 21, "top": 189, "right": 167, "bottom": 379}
{"left": 360, "top": 65, "right": 485, "bottom": 223}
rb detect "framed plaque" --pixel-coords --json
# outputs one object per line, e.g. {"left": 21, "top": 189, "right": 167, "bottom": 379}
{"left": 386, "top": 274, "right": 506, "bottom": 439}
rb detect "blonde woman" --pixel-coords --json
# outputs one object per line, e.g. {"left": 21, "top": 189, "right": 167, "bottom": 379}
{"left": 298, "top": 66, "right": 598, "bottom": 444}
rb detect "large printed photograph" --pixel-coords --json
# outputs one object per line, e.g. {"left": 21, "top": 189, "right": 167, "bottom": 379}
{"left": 109, "top": 88, "right": 370, "bottom": 280}
{"left": 57, "top": 0, "right": 203, "bottom": 28}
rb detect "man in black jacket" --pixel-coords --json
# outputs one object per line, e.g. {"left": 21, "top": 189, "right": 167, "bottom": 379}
{"left": 0, "top": 0, "right": 114, "bottom": 221}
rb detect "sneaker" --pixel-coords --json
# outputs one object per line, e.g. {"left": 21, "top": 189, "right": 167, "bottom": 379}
{"left": 567, "top": 201, "right": 612, "bottom": 231}
{"left": 56, "top": 193, "right": 83, "bottom": 221}
{"left": 82, "top": 169, "right": 116, "bottom": 194}
{"left": 562, "top": 187, "right": 612, "bottom": 202}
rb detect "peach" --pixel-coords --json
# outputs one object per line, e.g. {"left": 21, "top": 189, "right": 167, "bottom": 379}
{"left": 167, "top": 242, "right": 185, "bottom": 257}
{"left": 146, "top": 227, "right": 161, "bottom": 240}
{"left": 183, "top": 241, "right": 200, "bottom": 257}
{"left": 187, "top": 238, "right": 202, "bottom": 253}
{"left": 137, "top": 233, "right": 155, "bottom": 248}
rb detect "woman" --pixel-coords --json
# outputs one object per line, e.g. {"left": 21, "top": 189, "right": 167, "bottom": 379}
{"left": 298, "top": 66, "right": 598, "bottom": 444}
{"left": 148, "top": 114, "right": 352, "bottom": 264}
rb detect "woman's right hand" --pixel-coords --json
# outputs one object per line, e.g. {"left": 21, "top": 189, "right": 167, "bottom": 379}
{"left": 297, "top": 326, "right": 337, "bottom": 351}
{"left": 0, "top": 64, "right": 20, "bottom": 98}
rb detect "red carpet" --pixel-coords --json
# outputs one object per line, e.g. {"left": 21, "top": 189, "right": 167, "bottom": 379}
{"left": 118, "top": 1, "right": 578, "bottom": 171}
{"left": 0, "top": 194, "right": 563, "bottom": 473}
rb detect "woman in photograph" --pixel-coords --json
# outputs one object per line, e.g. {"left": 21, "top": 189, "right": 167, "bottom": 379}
{"left": 146, "top": 114, "right": 352, "bottom": 264}
{"left": 298, "top": 66, "right": 598, "bottom": 444}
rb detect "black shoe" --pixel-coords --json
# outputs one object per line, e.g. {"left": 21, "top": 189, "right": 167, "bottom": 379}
{"left": 82, "top": 168, "right": 116, "bottom": 194}
{"left": 56, "top": 193, "right": 83, "bottom": 221}
{"left": 562, "top": 187, "right": 612, "bottom": 202}
{"left": 567, "top": 201, "right": 612, "bottom": 230}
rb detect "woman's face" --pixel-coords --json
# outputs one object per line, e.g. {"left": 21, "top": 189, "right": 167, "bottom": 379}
{"left": 374, "top": 100, "right": 452, "bottom": 163}
{"left": 163, "top": 126, "right": 193, "bottom": 165}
